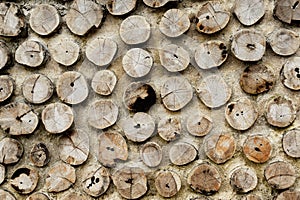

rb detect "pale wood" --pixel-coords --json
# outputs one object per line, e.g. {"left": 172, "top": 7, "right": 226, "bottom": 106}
{"left": 155, "top": 170, "right": 181, "bottom": 198}
{"left": 225, "top": 98, "right": 258, "bottom": 131}
{"left": 59, "top": 129, "right": 89, "bottom": 166}
{"left": 158, "top": 116, "right": 181, "bottom": 141}
{"left": 169, "top": 142, "right": 197, "bottom": 166}
{"left": 187, "top": 163, "right": 222, "bottom": 195}
{"left": 61, "top": 192, "right": 88, "bottom": 200}
{"left": 0, "top": 164, "right": 5, "bottom": 185}
{"left": 29, "top": 4, "right": 60, "bottom": 36}
{"left": 26, "top": 192, "right": 49, "bottom": 200}
{"left": 234, "top": 0, "right": 265, "bottom": 26}
{"left": 195, "top": 40, "right": 228, "bottom": 69}
{"left": 48, "top": 38, "right": 80, "bottom": 66}
{"left": 274, "top": 0, "right": 300, "bottom": 24}
{"left": 243, "top": 135, "right": 272, "bottom": 163}
{"left": 107, "top": 0, "right": 137, "bottom": 16}
{"left": 281, "top": 57, "right": 300, "bottom": 90}
{"left": 240, "top": 64, "right": 275, "bottom": 94}
{"left": 0, "top": 102, "right": 39, "bottom": 135}
{"left": 269, "top": 28, "right": 299, "bottom": 56}
{"left": 112, "top": 167, "right": 147, "bottom": 199}
{"left": 0, "top": 75, "right": 14, "bottom": 102}
{"left": 282, "top": 128, "right": 300, "bottom": 158}
{"left": 191, "top": 197, "right": 210, "bottom": 200}
{"left": 123, "top": 82, "right": 156, "bottom": 112}
{"left": 120, "top": 15, "right": 151, "bottom": 45}
{"left": 0, "top": 138, "right": 23, "bottom": 165}
{"left": 242, "top": 194, "right": 262, "bottom": 200}
{"left": 140, "top": 142, "right": 162, "bottom": 167}
{"left": 41, "top": 102, "right": 74, "bottom": 134}
{"left": 88, "top": 100, "right": 118, "bottom": 130}
{"left": 98, "top": 131, "right": 128, "bottom": 167}
{"left": 0, "top": 189, "right": 16, "bottom": 200}
{"left": 231, "top": 29, "right": 266, "bottom": 61}
{"left": 0, "top": 3, "right": 25, "bottom": 37}
{"left": 159, "top": 9, "right": 190, "bottom": 38}
{"left": 197, "top": 75, "right": 231, "bottom": 108}
{"left": 46, "top": 162, "right": 76, "bottom": 192}
{"left": 85, "top": 37, "right": 117, "bottom": 67}
{"left": 10, "top": 167, "right": 39, "bottom": 194}
{"left": 230, "top": 167, "right": 258, "bottom": 193}
{"left": 143, "top": 0, "right": 177, "bottom": 8}
{"left": 161, "top": 77, "right": 193, "bottom": 111}
{"left": 82, "top": 164, "right": 110, "bottom": 197}
{"left": 265, "top": 96, "right": 296, "bottom": 127}
{"left": 159, "top": 44, "right": 190, "bottom": 72}
{"left": 204, "top": 133, "right": 236, "bottom": 164}
{"left": 56, "top": 71, "right": 88, "bottom": 105}
{"left": 0, "top": 42, "right": 10, "bottom": 70}
{"left": 264, "top": 161, "right": 296, "bottom": 190}
{"left": 120, "top": 112, "right": 155, "bottom": 142}
{"left": 22, "top": 74, "right": 54, "bottom": 104}
{"left": 66, "top": 0, "right": 103, "bottom": 36}
{"left": 91, "top": 70, "right": 117, "bottom": 96}
{"left": 15, "top": 40, "right": 47, "bottom": 68}
{"left": 276, "top": 190, "right": 300, "bottom": 200}
{"left": 196, "top": 2, "right": 230, "bottom": 34}
{"left": 186, "top": 113, "right": 212, "bottom": 137}
{"left": 122, "top": 48, "right": 153, "bottom": 78}
{"left": 30, "top": 143, "right": 50, "bottom": 167}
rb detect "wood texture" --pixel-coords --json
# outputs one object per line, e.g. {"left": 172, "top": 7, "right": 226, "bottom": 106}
{"left": 196, "top": 2, "right": 230, "bottom": 34}
{"left": 56, "top": 71, "right": 89, "bottom": 105}
{"left": 195, "top": 40, "right": 228, "bottom": 69}
{"left": 140, "top": 142, "right": 162, "bottom": 167}
{"left": 231, "top": 29, "right": 266, "bottom": 61}
{"left": 169, "top": 142, "right": 197, "bottom": 166}
{"left": 274, "top": 0, "right": 300, "bottom": 24}
{"left": 187, "top": 163, "right": 222, "bottom": 195}
{"left": 10, "top": 167, "right": 39, "bottom": 194}
{"left": 122, "top": 48, "right": 153, "bottom": 78}
{"left": 155, "top": 170, "right": 181, "bottom": 198}
{"left": 197, "top": 75, "right": 231, "bottom": 108}
{"left": 29, "top": 4, "right": 60, "bottom": 36}
{"left": 22, "top": 74, "right": 54, "bottom": 104}
{"left": 158, "top": 116, "right": 181, "bottom": 141}
{"left": 112, "top": 167, "right": 147, "bottom": 199}
{"left": 66, "top": 0, "right": 103, "bottom": 35}
{"left": 88, "top": 100, "right": 118, "bottom": 130}
{"left": 120, "top": 112, "right": 155, "bottom": 142}
{"left": 91, "top": 70, "right": 117, "bottom": 96}
{"left": 161, "top": 77, "right": 193, "bottom": 111}
{"left": 243, "top": 135, "right": 272, "bottom": 163}
{"left": 282, "top": 128, "right": 300, "bottom": 158}
{"left": 234, "top": 0, "right": 265, "bottom": 26}
{"left": 0, "top": 75, "right": 14, "bottom": 102}
{"left": 186, "top": 113, "right": 213, "bottom": 137}
{"left": 30, "top": 143, "right": 50, "bottom": 167}
{"left": 0, "top": 138, "right": 23, "bottom": 165}
{"left": 281, "top": 57, "right": 300, "bottom": 90}
{"left": 230, "top": 167, "right": 258, "bottom": 193}
{"left": 0, "top": 102, "right": 38, "bottom": 135}
{"left": 107, "top": 0, "right": 137, "bottom": 16}
{"left": 120, "top": 15, "right": 151, "bottom": 45}
{"left": 41, "top": 102, "right": 74, "bottom": 134}
{"left": 159, "top": 9, "right": 190, "bottom": 37}
{"left": 98, "top": 131, "right": 128, "bottom": 167}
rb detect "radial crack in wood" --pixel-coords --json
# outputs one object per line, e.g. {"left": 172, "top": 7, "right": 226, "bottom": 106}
{"left": 274, "top": 0, "right": 300, "bottom": 24}
{"left": 56, "top": 71, "right": 89, "bottom": 105}
{"left": 112, "top": 167, "right": 147, "bottom": 199}
{"left": 98, "top": 131, "right": 128, "bottom": 167}
{"left": 231, "top": 29, "right": 266, "bottom": 62}
{"left": 186, "top": 113, "right": 213, "bottom": 137}
{"left": 281, "top": 57, "right": 300, "bottom": 90}
{"left": 158, "top": 116, "right": 181, "bottom": 141}
{"left": 195, "top": 40, "right": 228, "bottom": 69}
{"left": 66, "top": 0, "right": 103, "bottom": 36}
{"left": 140, "top": 142, "right": 162, "bottom": 167}
{"left": 107, "top": 0, "right": 137, "bottom": 16}
{"left": 155, "top": 170, "right": 181, "bottom": 198}
{"left": 29, "top": 4, "right": 60, "bottom": 36}
{"left": 22, "top": 74, "right": 54, "bottom": 104}
{"left": 41, "top": 102, "right": 74, "bottom": 134}
{"left": 243, "top": 135, "right": 272, "bottom": 163}
{"left": 85, "top": 37, "right": 117, "bottom": 67}
{"left": 234, "top": 0, "right": 265, "bottom": 26}
{"left": 169, "top": 142, "right": 197, "bottom": 166}
{"left": 0, "top": 3, "right": 25, "bottom": 37}
{"left": 159, "top": 9, "right": 190, "bottom": 38}
{"left": 0, "top": 138, "right": 23, "bottom": 165}
{"left": 0, "top": 102, "right": 38, "bottom": 135}
{"left": 0, "top": 75, "right": 14, "bottom": 102}
{"left": 91, "top": 70, "right": 117, "bottom": 96}
{"left": 161, "top": 76, "right": 193, "bottom": 111}
{"left": 196, "top": 2, "right": 230, "bottom": 34}
{"left": 88, "top": 100, "right": 118, "bottom": 130}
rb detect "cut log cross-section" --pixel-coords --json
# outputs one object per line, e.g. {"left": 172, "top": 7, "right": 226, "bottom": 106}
{"left": 234, "top": 0, "right": 265, "bottom": 26}
{"left": 66, "top": 0, "right": 103, "bottom": 36}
